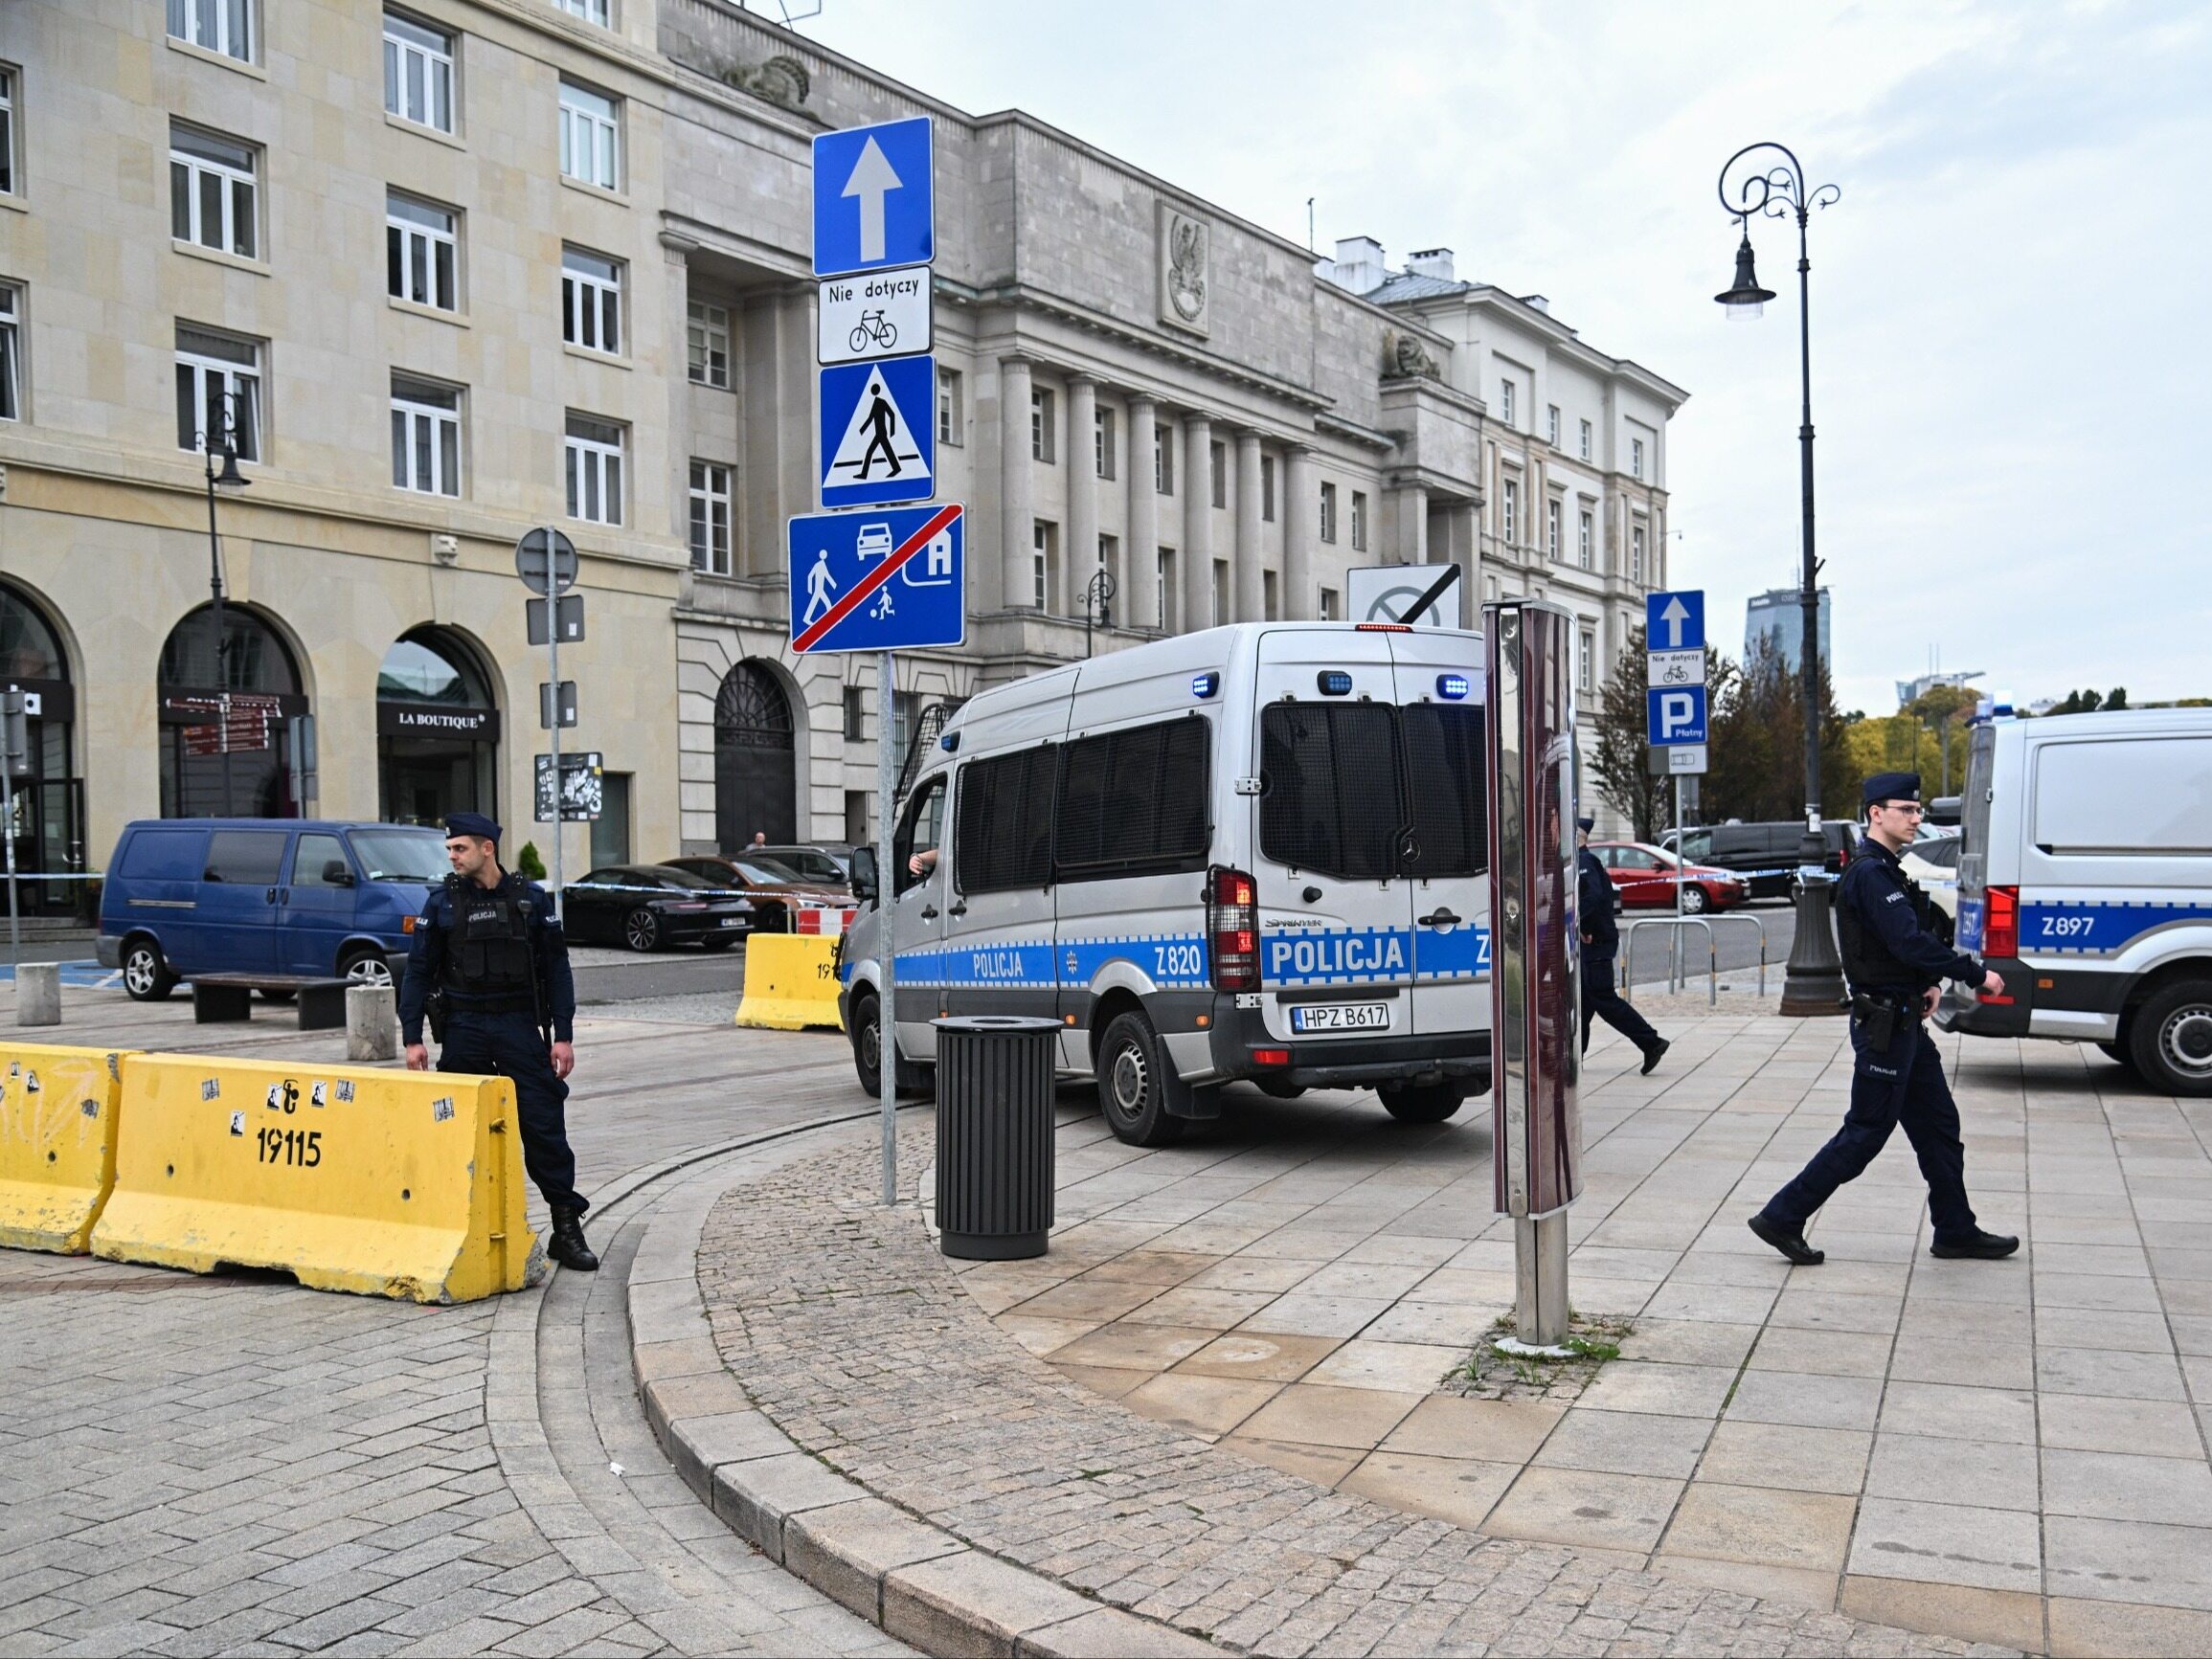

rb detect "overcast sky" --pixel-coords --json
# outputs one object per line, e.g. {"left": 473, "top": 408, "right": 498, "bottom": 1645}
{"left": 790, "top": 0, "right": 2209, "bottom": 713}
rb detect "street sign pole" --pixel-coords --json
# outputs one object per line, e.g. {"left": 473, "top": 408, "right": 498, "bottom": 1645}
{"left": 0, "top": 693, "right": 21, "bottom": 963}
{"left": 877, "top": 649, "right": 897, "bottom": 1205}
{"left": 545, "top": 528, "right": 562, "bottom": 911}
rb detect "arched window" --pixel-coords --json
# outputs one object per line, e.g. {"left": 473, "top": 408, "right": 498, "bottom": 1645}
{"left": 378, "top": 627, "right": 500, "bottom": 826}
{"left": 157, "top": 604, "right": 307, "bottom": 818}
{"left": 713, "top": 660, "right": 795, "bottom": 849}
{"left": 0, "top": 582, "right": 84, "bottom": 913}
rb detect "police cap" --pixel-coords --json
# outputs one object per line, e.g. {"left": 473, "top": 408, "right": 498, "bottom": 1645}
{"left": 1861, "top": 772, "right": 1921, "bottom": 809}
{"left": 444, "top": 812, "right": 502, "bottom": 843}
{"left": 1575, "top": 816, "right": 1595, "bottom": 833}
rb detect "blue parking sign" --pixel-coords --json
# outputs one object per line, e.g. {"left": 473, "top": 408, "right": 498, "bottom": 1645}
{"left": 813, "top": 118, "right": 934, "bottom": 280}
{"left": 1646, "top": 685, "right": 1708, "bottom": 746}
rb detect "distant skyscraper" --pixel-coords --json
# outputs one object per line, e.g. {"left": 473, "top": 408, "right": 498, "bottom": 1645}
{"left": 1745, "top": 587, "right": 1831, "bottom": 673}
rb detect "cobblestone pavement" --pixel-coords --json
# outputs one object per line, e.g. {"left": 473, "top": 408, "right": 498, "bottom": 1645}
{"left": 694, "top": 1113, "right": 2012, "bottom": 1658}
{"left": 0, "top": 984, "right": 913, "bottom": 1657}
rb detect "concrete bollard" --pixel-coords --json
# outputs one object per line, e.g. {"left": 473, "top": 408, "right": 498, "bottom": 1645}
{"left": 15, "top": 963, "right": 61, "bottom": 1027}
{"left": 346, "top": 983, "right": 398, "bottom": 1063}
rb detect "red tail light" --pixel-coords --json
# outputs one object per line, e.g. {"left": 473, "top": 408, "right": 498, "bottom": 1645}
{"left": 1984, "top": 885, "right": 2019, "bottom": 959}
{"left": 1208, "top": 867, "right": 1259, "bottom": 992}
{"left": 1251, "top": 1048, "right": 1290, "bottom": 1066}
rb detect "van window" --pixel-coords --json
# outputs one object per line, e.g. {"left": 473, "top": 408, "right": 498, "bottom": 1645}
{"left": 117, "top": 828, "right": 207, "bottom": 882}
{"left": 292, "top": 833, "right": 350, "bottom": 887}
{"left": 1260, "top": 703, "right": 1404, "bottom": 882}
{"left": 1678, "top": 830, "right": 1713, "bottom": 861}
{"left": 1055, "top": 717, "right": 1210, "bottom": 881}
{"left": 349, "top": 827, "right": 447, "bottom": 883}
{"left": 204, "top": 829, "right": 287, "bottom": 886}
{"left": 956, "top": 749, "right": 1056, "bottom": 893}
{"left": 2035, "top": 737, "right": 2212, "bottom": 853}
{"left": 894, "top": 774, "right": 946, "bottom": 895}
{"left": 1401, "top": 704, "right": 1487, "bottom": 878}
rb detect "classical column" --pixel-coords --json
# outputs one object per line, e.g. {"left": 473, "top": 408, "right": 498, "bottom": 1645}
{"left": 1125, "top": 395, "right": 1159, "bottom": 630}
{"left": 659, "top": 234, "right": 697, "bottom": 556}
{"left": 1400, "top": 482, "right": 1429, "bottom": 564}
{"left": 1065, "top": 375, "right": 1097, "bottom": 620}
{"left": 1284, "top": 444, "right": 1316, "bottom": 619}
{"left": 1182, "top": 413, "right": 1212, "bottom": 629}
{"left": 1233, "top": 430, "right": 1263, "bottom": 621}
{"left": 999, "top": 357, "right": 1034, "bottom": 611}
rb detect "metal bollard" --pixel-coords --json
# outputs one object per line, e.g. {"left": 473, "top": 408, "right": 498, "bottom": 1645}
{"left": 932, "top": 1016, "right": 1058, "bottom": 1260}
{"left": 346, "top": 983, "right": 398, "bottom": 1062}
{"left": 14, "top": 962, "right": 60, "bottom": 1026}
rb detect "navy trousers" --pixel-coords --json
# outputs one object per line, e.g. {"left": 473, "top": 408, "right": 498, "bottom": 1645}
{"left": 439, "top": 1011, "right": 585, "bottom": 1214}
{"left": 1761, "top": 1013, "right": 1975, "bottom": 1242}
{"left": 1581, "top": 952, "right": 1660, "bottom": 1054}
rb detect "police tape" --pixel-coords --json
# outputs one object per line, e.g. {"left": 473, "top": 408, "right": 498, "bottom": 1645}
{"left": 734, "top": 934, "right": 845, "bottom": 1031}
{"left": 0, "top": 1044, "right": 131, "bottom": 1254}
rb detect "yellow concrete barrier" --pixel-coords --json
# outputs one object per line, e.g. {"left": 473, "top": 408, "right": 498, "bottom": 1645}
{"left": 734, "top": 933, "right": 845, "bottom": 1031}
{"left": 90, "top": 1055, "right": 538, "bottom": 1303}
{"left": 0, "top": 1043, "right": 131, "bottom": 1254}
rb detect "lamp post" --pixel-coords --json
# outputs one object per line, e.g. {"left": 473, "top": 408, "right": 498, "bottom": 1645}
{"left": 197, "top": 393, "right": 251, "bottom": 813}
{"left": 1081, "top": 565, "right": 1116, "bottom": 660}
{"left": 1715, "top": 142, "right": 1847, "bottom": 1016}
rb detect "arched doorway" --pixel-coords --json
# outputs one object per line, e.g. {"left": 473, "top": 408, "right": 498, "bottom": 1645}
{"left": 157, "top": 605, "right": 308, "bottom": 818}
{"left": 714, "top": 660, "right": 795, "bottom": 850}
{"left": 377, "top": 628, "right": 499, "bottom": 826}
{"left": 0, "top": 582, "right": 85, "bottom": 915}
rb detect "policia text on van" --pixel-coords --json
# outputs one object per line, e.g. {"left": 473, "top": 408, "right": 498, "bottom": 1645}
{"left": 839, "top": 623, "right": 1495, "bottom": 1147}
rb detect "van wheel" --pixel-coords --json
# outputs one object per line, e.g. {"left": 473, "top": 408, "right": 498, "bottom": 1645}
{"left": 339, "top": 949, "right": 394, "bottom": 988}
{"left": 122, "top": 938, "right": 176, "bottom": 1001}
{"left": 1378, "top": 1081, "right": 1466, "bottom": 1124}
{"left": 1095, "top": 1010, "right": 1185, "bottom": 1147}
{"left": 2128, "top": 979, "right": 2212, "bottom": 1096}
{"left": 849, "top": 990, "right": 932, "bottom": 1098}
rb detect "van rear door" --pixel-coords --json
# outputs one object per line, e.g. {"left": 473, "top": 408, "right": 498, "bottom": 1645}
{"left": 1384, "top": 629, "right": 1491, "bottom": 1038}
{"left": 1249, "top": 629, "right": 1415, "bottom": 1043}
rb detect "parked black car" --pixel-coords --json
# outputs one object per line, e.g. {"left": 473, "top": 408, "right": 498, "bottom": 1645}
{"left": 559, "top": 864, "right": 752, "bottom": 952}
{"left": 1662, "top": 820, "right": 1862, "bottom": 899}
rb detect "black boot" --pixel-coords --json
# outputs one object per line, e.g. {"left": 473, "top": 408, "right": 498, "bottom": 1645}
{"left": 549, "top": 1205, "right": 599, "bottom": 1272}
{"left": 1640, "top": 1038, "right": 1671, "bottom": 1076}
{"left": 1930, "top": 1228, "right": 2019, "bottom": 1260}
{"left": 1748, "top": 1212, "right": 1824, "bottom": 1267}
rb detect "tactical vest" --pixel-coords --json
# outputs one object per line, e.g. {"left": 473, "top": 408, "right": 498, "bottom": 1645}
{"left": 1835, "top": 858, "right": 1933, "bottom": 995}
{"left": 442, "top": 878, "right": 538, "bottom": 998}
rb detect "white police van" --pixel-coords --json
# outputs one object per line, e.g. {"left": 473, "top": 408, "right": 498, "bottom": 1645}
{"left": 838, "top": 622, "right": 1494, "bottom": 1145}
{"left": 1939, "top": 706, "right": 2212, "bottom": 1094}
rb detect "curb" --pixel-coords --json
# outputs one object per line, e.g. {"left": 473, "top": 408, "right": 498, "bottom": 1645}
{"left": 626, "top": 1139, "right": 1225, "bottom": 1659}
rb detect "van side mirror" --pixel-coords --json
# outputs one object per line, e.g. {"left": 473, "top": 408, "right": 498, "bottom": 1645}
{"left": 848, "top": 846, "right": 879, "bottom": 906}
{"left": 322, "top": 860, "right": 355, "bottom": 887}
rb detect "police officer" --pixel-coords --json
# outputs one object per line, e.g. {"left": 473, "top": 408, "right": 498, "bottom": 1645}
{"left": 400, "top": 813, "right": 598, "bottom": 1272}
{"left": 1749, "top": 774, "right": 2016, "bottom": 1266}
{"left": 1576, "top": 817, "right": 1670, "bottom": 1074}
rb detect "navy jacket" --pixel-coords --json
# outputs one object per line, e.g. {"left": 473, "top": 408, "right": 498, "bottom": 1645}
{"left": 1577, "top": 847, "right": 1619, "bottom": 957}
{"left": 1836, "top": 839, "right": 1981, "bottom": 998}
{"left": 397, "top": 873, "right": 576, "bottom": 1045}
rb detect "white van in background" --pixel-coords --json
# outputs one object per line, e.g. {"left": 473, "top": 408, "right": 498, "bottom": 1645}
{"left": 1939, "top": 706, "right": 2212, "bottom": 1095}
{"left": 838, "top": 622, "right": 1495, "bottom": 1145}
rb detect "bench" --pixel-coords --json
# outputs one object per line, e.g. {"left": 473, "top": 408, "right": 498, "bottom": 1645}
{"left": 191, "top": 975, "right": 354, "bottom": 1031}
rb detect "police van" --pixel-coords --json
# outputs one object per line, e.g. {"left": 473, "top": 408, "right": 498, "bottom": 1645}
{"left": 838, "top": 622, "right": 1493, "bottom": 1145}
{"left": 1938, "top": 706, "right": 2212, "bottom": 1095}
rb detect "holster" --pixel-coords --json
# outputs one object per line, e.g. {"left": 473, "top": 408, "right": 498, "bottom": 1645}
{"left": 424, "top": 988, "right": 449, "bottom": 1044}
{"left": 1851, "top": 992, "right": 1900, "bottom": 1051}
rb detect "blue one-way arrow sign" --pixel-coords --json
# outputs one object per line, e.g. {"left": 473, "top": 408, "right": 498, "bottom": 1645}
{"left": 1645, "top": 589, "right": 1704, "bottom": 652}
{"left": 813, "top": 118, "right": 934, "bottom": 279}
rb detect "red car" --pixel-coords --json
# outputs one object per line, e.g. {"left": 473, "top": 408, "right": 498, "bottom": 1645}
{"left": 1588, "top": 840, "right": 1748, "bottom": 914}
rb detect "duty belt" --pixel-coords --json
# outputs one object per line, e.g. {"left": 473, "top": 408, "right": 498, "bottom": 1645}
{"left": 443, "top": 991, "right": 537, "bottom": 1018}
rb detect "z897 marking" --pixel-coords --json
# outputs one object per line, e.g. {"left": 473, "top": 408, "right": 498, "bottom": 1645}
{"left": 2035, "top": 914, "right": 2096, "bottom": 939}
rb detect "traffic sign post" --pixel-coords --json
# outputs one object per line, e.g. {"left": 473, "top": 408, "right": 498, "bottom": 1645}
{"left": 819, "top": 356, "right": 937, "bottom": 509}
{"left": 1643, "top": 590, "right": 1707, "bottom": 938}
{"left": 517, "top": 527, "right": 581, "bottom": 912}
{"left": 812, "top": 118, "right": 934, "bottom": 278}
{"left": 1346, "top": 563, "right": 1463, "bottom": 629}
{"left": 788, "top": 504, "right": 965, "bottom": 654}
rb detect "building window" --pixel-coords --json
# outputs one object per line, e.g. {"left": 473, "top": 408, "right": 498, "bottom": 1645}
{"left": 557, "top": 80, "right": 619, "bottom": 191}
{"left": 1154, "top": 422, "right": 1174, "bottom": 494}
{"left": 1211, "top": 560, "right": 1229, "bottom": 626}
{"left": 565, "top": 413, "right": 623, "bottom": 524}
{"left": 387, "top": 191, "right": 458, "bottom": 311}
{"left": 169, "top": 0, "right": 253, "bottom": 62}
{"left": 937, "top": 367, "right": 962, "bottom": 446}
{"left": 1095, "top": 534, "right": 1117, "bottom": 603}
{"left": 1579, "top": 418, "right": 1592, "bottom": 461}
{"left": 844, "top": 790, "right": 869, "bottom": 843}
{"left": 0, "top": 69, "right": 16, "bottom": 195}
{"left": 1319, "top": 481, "right": 1338, "bottom": 544}
{"left": 1579, "top": 628, "right": 1595, "bottom": 694}
{"left": 383, "top": 12, "right": 453, "bottom": 133}
{"left": 561, "top": 247, "right": 621, "bottom": 354}
{"left": 687, "top": 460, "right": 733, "bottom": 574}
{"left": 1209, "top": 441, "right": 1226, "bottom": 509}
{"left": 1632, "top": 437, "right": 1646, "bottom": 481}
{"left": 1577, "top": 508, "right": 1593, "bottom": 571}
{"left": 1632, "top": 522, "right": 1647, "bottom": 583}
{"left": 891, "top": 689, "right": 920, "bottom": 759}
{"left": 1547, "top": 404, "right": 1560, "bottom": 447}
{"left": 1095, "top": 406, "right": 1116, "bottom": 480}
{"left": 1350, "top": 489, "right": 1367, "bottom": 552}
{"left": 0, "top": 284, "right": 19, "bottom": 421}
{"left": 1157, "top": 548, "right": 1175, "bottom": 632}
{"left": 842, "top": 686, "right": 865, "bottom": 742}
{"left": 1546, "top": 497, "right": 1562, "bottom": 562}
{"left": 390, "top": 374, "right": 461, "bottom": 497}
{"left": 1030, "top": 387, "right": 1055, "bottom": 463}
{"left": 169, "top": 125, "right": 258, "bottom": 259}
{"left": 1263, "top": 570, "right": 1278, "bottom": 620}
{"left": 1500, "top": 478, "right": 1519, "bottom": 547}
{"left": 1500, "top": 379, "right": 1516, "bottom": 426}
{"left": 1031, "top": 520, "right": 1055, "bottom": 610}
{"left": 687, "top": 300, "right": 729, "bottom": 388}
{"left": 556, "top": 0, "right": 610, "bottom": 24}
{"left": 174, "top": 325, "right": 260, "bottom": 460}
{"left": 1261, "top": 455, "right": 1276, "bottom": 522}
{"left": 1318, "top": 587, "right": 1338, "bottom": 621}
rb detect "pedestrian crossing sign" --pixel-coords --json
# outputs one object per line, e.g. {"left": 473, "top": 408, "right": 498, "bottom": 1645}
{"left": 818, "top": 353, "right": 936, "bottom": 509}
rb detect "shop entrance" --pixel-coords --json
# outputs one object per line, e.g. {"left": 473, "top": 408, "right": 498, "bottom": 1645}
{"left": 377, "top": 628, "right": 499, "bottom": 826}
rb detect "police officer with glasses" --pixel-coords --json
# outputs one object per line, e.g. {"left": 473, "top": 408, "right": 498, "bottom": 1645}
{"left": 400, "top": 813, "right": 597, "bottom": 1272}
{"left": 1749, "top": 773, "right": 2017, "bottom": 1267}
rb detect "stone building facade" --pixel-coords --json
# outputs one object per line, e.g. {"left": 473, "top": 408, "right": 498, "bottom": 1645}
{"left": 0, "top": 0, "right": 1681, "bottom": 896}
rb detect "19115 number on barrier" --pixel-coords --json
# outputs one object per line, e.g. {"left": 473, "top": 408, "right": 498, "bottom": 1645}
{"left": 258, "top": 1126, "right": 323, "bottom": 1167}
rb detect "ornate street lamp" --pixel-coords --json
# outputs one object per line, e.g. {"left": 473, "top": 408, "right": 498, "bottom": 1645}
{"left": 1715, "top": 142, "right": 1846, "bottom": 1016}
{"left": 197, "top": 392, "right": 252, "bottom": 811}
{"left": 1082, "top": 565, "right": 1117, "bottom": 660}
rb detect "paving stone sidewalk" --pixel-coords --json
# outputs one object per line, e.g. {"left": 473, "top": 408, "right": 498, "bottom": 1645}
{"left": 692, "top": 1105, "right": 2007, "bottom": 1657}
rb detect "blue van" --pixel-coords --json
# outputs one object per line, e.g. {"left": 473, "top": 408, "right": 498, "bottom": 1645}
{"left": 98, "top": 819, "right": 449, "bottom": 1000}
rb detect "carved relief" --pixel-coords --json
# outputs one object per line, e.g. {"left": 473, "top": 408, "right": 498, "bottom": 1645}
{"left": 716, "top": 55, "right": 811, "bottom": 110}
{"left": 1157, "top": 203, "right": 1210, "bottom": 336}
{"left": 1385, "top": 330, "right": 1439, "bottom": 380}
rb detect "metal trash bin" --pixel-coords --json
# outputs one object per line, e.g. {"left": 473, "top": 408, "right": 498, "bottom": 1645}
{"left": 932, "top": 1015, "right": 1058, "bottom": 1260}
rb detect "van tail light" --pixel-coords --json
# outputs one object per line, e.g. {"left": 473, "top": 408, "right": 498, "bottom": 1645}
{"left": 1983, "top": 885, "right": 2019, "bottom": 959}
{"left": 1208, "top": 867, "right": 1259, "bottom": 992}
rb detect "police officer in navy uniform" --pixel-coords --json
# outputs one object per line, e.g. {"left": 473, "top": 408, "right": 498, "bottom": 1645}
{"left": 1749, "top": 774, "right": 2016, "bottom": 1267}
{"left": 400, "top": 813, "right": 598, "bottom": 1272}
{"left": 1577, "top": 817, "right": 1670, "bottom": 1074}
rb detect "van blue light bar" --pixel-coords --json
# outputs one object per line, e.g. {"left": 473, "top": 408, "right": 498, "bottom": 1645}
{"left": 939, "top": 731, "right": 960, "bottom": 752}
{"left": 1436, "top": 673, "right": 1470, "bottom": 700}
{"left": 1317, "top": 670, "right": 1354, "bottom": 696}
{"left": 1190, "top": 672, "right": 1220, "bottom": 699}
